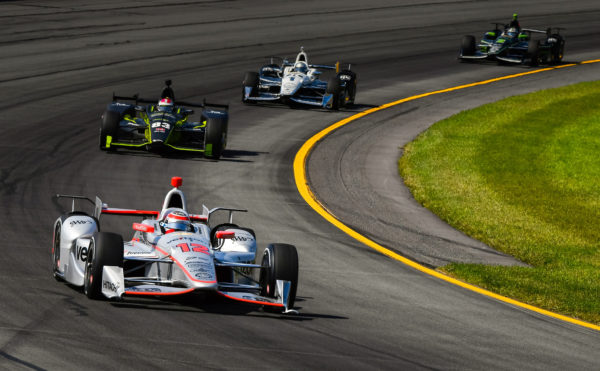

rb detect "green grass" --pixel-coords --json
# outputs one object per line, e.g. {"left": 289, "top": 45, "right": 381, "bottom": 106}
{"left": 399, "top": 81, "right": 600, "bottom": 324}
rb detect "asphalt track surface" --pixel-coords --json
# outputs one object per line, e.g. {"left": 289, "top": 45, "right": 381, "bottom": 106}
{"left": 1, "top": 1, "right": 599, "bottom": 369}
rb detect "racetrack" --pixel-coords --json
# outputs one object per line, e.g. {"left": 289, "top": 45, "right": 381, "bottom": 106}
{"left": 1, "top": 1, "right": 599, "bottom": 369}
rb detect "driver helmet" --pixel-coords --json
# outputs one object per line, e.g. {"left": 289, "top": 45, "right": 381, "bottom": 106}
{"left": 160, "top": 210, "right": 191, "bottom": 233}
{"left": 294, "top": 61, "right": 308, "bottom": 74}
{"left": 157, "top": 97, "right": 174, "bottom": 112}
{"left": 513, "top": 13, "right": 518, "bottom": 20}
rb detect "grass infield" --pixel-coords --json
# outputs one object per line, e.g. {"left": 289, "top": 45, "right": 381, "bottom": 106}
{"left": 399, "top": 81, "right": 600, "bottom": 324}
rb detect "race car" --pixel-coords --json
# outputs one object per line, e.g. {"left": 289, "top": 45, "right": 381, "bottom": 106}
{"left": 51, "top": 177, "right": 299, "bottom": 314}
{"left": 99, "top": 80, "right": 228, "bottom": 159}
{"left": 242, "top": 47, "right": 357, "bottom": 110}
{"left": 459, "top": 24, "right": 565, "bottom": 66}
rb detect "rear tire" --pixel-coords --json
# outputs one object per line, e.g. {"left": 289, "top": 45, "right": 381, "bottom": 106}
{"left": 338, "top": 70, "right": 357, "bottom": 106}
{"left": 550, "top": 35, "right": 564, "bottom": 64}
{"left": 528, "top": 40, "right": 540, "bottom": 67}
{"left": 84, "top": 232, "right": 123, "bottom": 300}
{"left": 99, "top": 110, "right": 120, "bottom": 151}
{"left": 204, "top": 117, "right": 228, "bottom": 160}
{"left": 461, "top": 35, "right": 476, "bottom": 56}
{"left": 242, "top": 72, "right": 260, "bottom": 104}
{"left": 259, "top": 243, "right": 298, "bottom": 309}
{"left": 52, "top": 223, "right": 62, "bottom": 281}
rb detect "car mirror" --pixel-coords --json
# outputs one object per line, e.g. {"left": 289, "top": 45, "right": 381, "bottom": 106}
{"left": 133, "top": 223, "right": 154, "bottom": 233}
{"left": 215, "top": 231, "right": 235, "bottom": 239}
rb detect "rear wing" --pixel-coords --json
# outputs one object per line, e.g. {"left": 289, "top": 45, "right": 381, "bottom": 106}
{"left": 112, "top": 94, "right": 228, "bottom": 110}
{"left": 207, "top": 207, "right": 248, "bottom": 224}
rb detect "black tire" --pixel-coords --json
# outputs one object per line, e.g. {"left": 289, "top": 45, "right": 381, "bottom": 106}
{"left": 52, "top": 222, "right": 62, "bottom": 281}
{"left": 326, "top": 76, "right": 342, "bottom": 110}
{"left": 259, "top": 243, "right": 298, "bottom": 309}
{"left": 99, "top": 110, "right": 120, "bottom": 151}
{"left": 242, "top": 72, "right": 260, "bottom": 103}
{"left": 84, "top": 232, "right": 123, "bottom": 300}
{"left": 339, "top": 69, "right": 357, "bottom": 106}
{"left": 550, "top": 35, "right": 564, "bottom": 64}
{"left": 461, "top": 35, "right": 476, "bottom": 56}
{"left": 204, "top": 117, "right": 228, "bottom": 160}
{"left": 528, "top": 40, "right": 540, "bottom": 67}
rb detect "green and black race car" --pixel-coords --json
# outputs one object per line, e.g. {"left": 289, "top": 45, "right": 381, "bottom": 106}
{"left": 99, "top": 80, "right": 228, "bottom": 159}
{"left": 459, "top": 24, "right": 565, "bottom": 66}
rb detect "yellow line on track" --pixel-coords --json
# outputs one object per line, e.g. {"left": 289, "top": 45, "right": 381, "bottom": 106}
{"left": 293, "top": 59, "right": 600, "bottom": 331}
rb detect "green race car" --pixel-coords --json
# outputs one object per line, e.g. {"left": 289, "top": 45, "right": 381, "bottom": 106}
{"left": 99, "top": 80, "right": 229, "bottom": 159}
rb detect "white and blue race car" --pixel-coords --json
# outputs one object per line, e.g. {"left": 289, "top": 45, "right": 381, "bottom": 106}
{"left": 242, "top": 47, "right": 357, "bottom": 110}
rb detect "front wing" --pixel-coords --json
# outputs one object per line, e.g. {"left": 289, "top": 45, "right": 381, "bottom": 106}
{"left": 101, "top": 266, "right": 296, "bottom": 313}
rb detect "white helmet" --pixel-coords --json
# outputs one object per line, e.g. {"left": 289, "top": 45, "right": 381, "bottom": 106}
{"left": 294, "top": 62, "right": 308, "bottom": 74}
{"left": 157, "top": 97, "right": 174, "bottom": 112}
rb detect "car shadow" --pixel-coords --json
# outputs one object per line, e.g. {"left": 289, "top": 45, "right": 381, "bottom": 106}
{"left": 108, "top": 293, "right": 347, "bottom": 320}
{"left": 102, "top": 148, "right": 264, "bottom": 163}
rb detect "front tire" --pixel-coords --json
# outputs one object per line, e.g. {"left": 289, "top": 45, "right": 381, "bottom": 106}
{"left": 204, "top": 117, "right": 228, "bottom": 160}
{"left": 99, "top": 110, "right": 120, "bottom": 151}
{"left": 326, "top": 76, "right": 342, "bottom": 110}
{"left": 84, "top": 232, "right": 123, "bottom": 300}
{"left": 259, "top": 243, "right": 298, "bottom": 309}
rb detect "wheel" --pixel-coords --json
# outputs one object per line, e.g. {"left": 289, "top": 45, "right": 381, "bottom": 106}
{"left": 528, "top": 40, "right": 540, "bottom": 67}
{"left": 99, "top": 110, "right": 120, "bottom": 151}
{"left": 550, "top": 35, "right": 564, "bottom": 64}
{"left": 84, "top": 232, "right": 123, "bottom": 300}
{"left": 259, "top": 243, "right": 298, "bottom": 309}
{"left": 326, "top": 76, "right": 342, "bottom": 110}
{"left": 52, "top": 222, "right": 62, "bottom": 281}
{"left": 338, "top": 70, "right": 357, "bottom": 106}
{"left": 242, "top": 72, "right": 260, "bottom": 104}
{"left": 461, "top": 35, "right": 476, "bottom": 56}
{"left": 204, "top": 117, "right": 228, "bottom": 160}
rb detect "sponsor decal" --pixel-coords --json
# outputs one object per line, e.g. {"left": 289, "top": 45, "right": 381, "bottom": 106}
{"left": 69, "top": 219, "right": 91, "bottom": 227}
{"left": 103, "top": 280, "right": 119, "bottom": 293}
{"left": 185, "top": 256, "right": 203, "bottom": 261}
{"left": 205, "top": 110, "right": 225, "bottom": 115}
{"left": 128, "top": 286, "right": 162, "bottom": 293}
{"left": 232, "top": 236, "right": 254, "bottom": 242}
{"left": 125, "top": 250, "right": 154, "bottom": 256}
{"left": 339, "top": 74, "right": 352, "bottom": 81}
{"left": 76, "top": 244, "right": 88, "bottom": 261}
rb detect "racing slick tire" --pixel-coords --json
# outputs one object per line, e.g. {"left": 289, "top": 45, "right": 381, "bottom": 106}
{"left": 99, "top": 110, "right": 120, "bottom": 151}
{"left": 326, "top": 76, "right": 343, "bottom": 110}
{"left": 460, "top": 35, "right": 476, "bottom": 56}
{"left": 528, "top": 40, "right": 541, "bottom": 67}
{"left": 260, "top": 243, "right": 298, "bottom": 310}
{"left": 338, "top": 69, "right": 357, "bottom": 106}
{"left": 52, "top": 222, "right": 62, "bottom": 281}
{"left": 550, "top": 35, "right": 564, "bottom": 64}
{"left": 204, "top": 117, "right": 228, "bottom": 160}
{"left": 84, "top": 232, "right": 123, "bottom": 300}
{"left": 242, "top": 72, "right": 260, "bottom": 104}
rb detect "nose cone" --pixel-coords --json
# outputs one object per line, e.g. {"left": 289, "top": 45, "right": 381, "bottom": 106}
{"left": 280, "top": 75, "right": 302, "bottom": 96}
